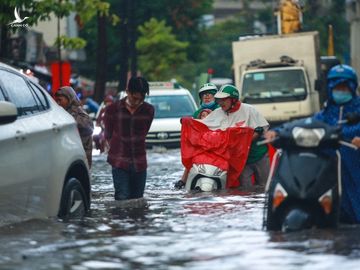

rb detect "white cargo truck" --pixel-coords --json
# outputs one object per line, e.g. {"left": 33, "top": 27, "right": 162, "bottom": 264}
{"left": 232, "top": 31, "right": 322, "bottom": 125}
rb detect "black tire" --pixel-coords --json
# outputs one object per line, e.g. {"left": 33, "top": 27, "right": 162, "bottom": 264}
{"left": 265, "top": 197, "right": 281, "bottom": 231}
{"left": 58, "top": 178, "right": 89, "bottom": 219}
{"left": 326, "top": 185, "right": 340, "bottom": 228}
{"left": 265, "top": 180, "right": 282, "bottom": 231}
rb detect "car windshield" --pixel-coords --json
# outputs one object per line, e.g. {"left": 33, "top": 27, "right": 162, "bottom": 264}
{"left": 242, "top": 69, "right": 307, "bottom": 103}
{"left": 145, "top": 94, "right": 196, "bottom": 118}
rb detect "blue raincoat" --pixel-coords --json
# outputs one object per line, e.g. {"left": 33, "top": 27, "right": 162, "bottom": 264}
{"left": 314, "top": 79, "right": 360, "bottom": 223}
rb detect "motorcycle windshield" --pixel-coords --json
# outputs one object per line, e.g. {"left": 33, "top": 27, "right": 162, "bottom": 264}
{"left": 181, "top": 118, "right": 254, "bottom": 188}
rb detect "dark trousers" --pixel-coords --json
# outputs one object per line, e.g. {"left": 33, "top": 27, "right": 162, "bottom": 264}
{"left": 112, "top": 165, "right": 147, "bottom": 200}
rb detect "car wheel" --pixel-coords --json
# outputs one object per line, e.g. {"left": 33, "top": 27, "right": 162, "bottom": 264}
{"left": 58, "top": 178, "right": 88, "bottom": 219}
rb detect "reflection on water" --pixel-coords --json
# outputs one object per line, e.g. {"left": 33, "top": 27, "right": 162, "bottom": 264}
{"left": 1, "top": 149, "right": 360, "bottom": 269}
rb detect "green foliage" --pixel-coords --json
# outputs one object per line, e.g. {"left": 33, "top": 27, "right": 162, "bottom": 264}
{"left": 302, "top": 0, "right": 349, "bottom": 61}
{"left": 199, "top": 17, "right": 248, "bottom": 78}
{"left": 136, "top": 18, "right": 188, "bottom": 81}
{"left": 163, "top": 0, "right": 213, "bottom": 61}
{"left": 0, "top": 0, "right": 97, "bottom": 65}
{"left": 0, "top": 0, "right": 75, "bottom": 26}
{"left": 196, "top": 0, "right": 350, "bottom": 81}
{"left": 0, "top": 0, "right": 109, "bottom": 47}
{"left": 78, "top": 0, "right": 213, "bottom": 81}
{"left": 54, "top": 35, "right": 87, "bottom": 50}
{"left": 74, "top": 0, "right": 110, "bottom": 22}
{"left": 3, "top": 0, "right": 347, "bottom": 87}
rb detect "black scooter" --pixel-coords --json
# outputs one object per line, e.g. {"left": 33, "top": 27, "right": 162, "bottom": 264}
{"left": 262, "top": 116, "right": 359, "bottom": 232}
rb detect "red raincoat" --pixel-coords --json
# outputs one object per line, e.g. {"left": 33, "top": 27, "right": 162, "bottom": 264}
{"left": 181, "top": 118, "right": 254, "bottom": 188}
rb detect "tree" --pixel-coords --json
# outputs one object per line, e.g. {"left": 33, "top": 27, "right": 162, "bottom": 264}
{"left": 76, "top": 0, "right": 117, "bottom": 103}
{"left": 0, "top": 0, "right": 89, "bottom": 59}
{"left": 302, "top": 0, "right": 349, "bottom": 60}
{"left": 200, "top": 17, "right": 248, "bottom": 79}
{"left": 1, "top": 1, "right": 68, "bottom": 60}
{"left": 79, "top": 0, "right": 213, "bottom": 85}
{"left": 136, "top": 18, "right": 188, "bottom": 81}
{"left": 0, "top": 0, "right": 117, "bottom": 102}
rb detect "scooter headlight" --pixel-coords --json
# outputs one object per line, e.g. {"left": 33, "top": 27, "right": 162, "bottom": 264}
{"left": 292, "top": 127, "right": 325, "bottom": 147}
{"left": 318, "top": 189, "right": 333, "bottom": 215}
{"left": 272, "top": 183, "right": 288, "bottom": 210}
{"left": 195, "top": 177, "right": 217, "bottom": 192}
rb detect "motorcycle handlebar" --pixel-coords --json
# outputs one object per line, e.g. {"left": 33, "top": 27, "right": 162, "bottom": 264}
{"left": 339, "top": 140, "right": 359, "bottom": 150}
{"left": 257, "top": 138, "right": 358, "bottom": 150}
{"left": 257, "top": 137, "right": 279, "bottom": 146}
{"left": 338, "top": 113, "right": 360, "bottom": 125}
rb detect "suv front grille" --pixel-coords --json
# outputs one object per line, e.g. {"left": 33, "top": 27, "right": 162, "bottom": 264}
{"left": 146, "top": 131, "right": 181, "bottom": 143}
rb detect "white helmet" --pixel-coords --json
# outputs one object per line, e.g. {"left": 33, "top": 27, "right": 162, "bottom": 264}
{"left": 198, "top": 83, "right": 218, "bottom": 98}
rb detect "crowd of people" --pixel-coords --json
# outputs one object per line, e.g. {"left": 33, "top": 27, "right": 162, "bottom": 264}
{"left": 53, "top": 65, "right": 360, "bottom": 223}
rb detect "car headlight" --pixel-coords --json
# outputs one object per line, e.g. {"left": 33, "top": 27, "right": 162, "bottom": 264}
{"left": 292, "top": 127, "right": 325, "bottom": 147}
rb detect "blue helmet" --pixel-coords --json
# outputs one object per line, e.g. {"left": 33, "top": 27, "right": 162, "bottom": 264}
{"left": 327, "top": 64, "right": 358, "bottom": 94}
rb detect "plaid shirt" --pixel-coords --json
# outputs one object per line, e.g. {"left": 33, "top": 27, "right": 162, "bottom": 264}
{"left": 104, "top": 98, "right": 154, "bottom": 171}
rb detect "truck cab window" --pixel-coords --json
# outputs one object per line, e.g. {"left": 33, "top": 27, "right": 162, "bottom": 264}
{"left": 242, "top": 69, "right": 307, "bottom": 103}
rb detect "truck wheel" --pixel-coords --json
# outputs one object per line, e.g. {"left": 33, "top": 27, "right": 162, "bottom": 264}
{"left": 58, "top": 178, "right": 88, "bottom": 219}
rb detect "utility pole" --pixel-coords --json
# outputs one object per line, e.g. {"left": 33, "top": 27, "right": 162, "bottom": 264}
{"left": 327, "top": 25, "right": 334, "bottom": 56}
{"left": 57, "top": 0, "right": 62, "bottom": 87}
{"left": 129, "top": 0, "right": 137, "bottom": 77}
{"left": 118, "top": 0, "right": 129, "bottom": 91}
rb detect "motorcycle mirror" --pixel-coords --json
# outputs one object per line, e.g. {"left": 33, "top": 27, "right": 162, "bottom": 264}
{"left": 345, "top": 113, "right": 360, "bottom": 125}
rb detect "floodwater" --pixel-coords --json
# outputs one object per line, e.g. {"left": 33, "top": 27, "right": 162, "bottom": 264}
{"left": 1, "top": 149, "right": 360, "bottom": 270}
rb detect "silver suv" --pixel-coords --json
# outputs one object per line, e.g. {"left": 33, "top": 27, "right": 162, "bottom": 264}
{"left": 0, "top": 62, "right": 91, "bottom": 225}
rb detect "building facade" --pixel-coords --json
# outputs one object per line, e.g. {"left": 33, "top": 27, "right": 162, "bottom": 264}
{"left": 346, "top": 0, "right": 360, "bottom": 74}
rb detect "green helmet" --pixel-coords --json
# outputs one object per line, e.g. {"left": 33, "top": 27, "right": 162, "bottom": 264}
{"left": 198, "top": 83, "right": 218, "bottom": 98}
{"left": 214, "top": 84, "right": 239, "bottom": 99}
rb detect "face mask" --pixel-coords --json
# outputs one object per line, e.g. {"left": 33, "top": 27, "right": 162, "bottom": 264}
{"left": 201, "top": 101, "right": 216, "bottom": 109}
{"left": 332, "top": 90, "right": 353, "bottom": 104}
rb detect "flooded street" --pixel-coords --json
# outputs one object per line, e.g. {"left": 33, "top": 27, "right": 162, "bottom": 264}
{"left": 1, "top": 149, "right": 360, "bottom": 270}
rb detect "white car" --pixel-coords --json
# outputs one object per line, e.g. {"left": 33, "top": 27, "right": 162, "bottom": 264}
{"left": 0, "top": 62, "right": 91, "bottom": 225}
{"left": 94, "top": 82, "right": 197, "bottom": 148}
{"left": 145, "top": 82, "right": 198, "bottom": 148}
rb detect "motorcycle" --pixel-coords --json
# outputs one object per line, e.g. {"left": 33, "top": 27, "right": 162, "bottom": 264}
{"left": 262, "top": 115, "right": 359, "bottom": 232}
{"left": 180, "top": 117, "right": 254, "bottom": 192}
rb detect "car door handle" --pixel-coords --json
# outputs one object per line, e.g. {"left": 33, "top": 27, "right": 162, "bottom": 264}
{"left": 52, "top": 123, "right": 62, "bottom": 133}
{"left": 15, "top": 130, "right": 27, "bottom": 141}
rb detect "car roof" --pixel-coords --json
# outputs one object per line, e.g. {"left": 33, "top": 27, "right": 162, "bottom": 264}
{"left": 149, "top": 88, "right": 191, "bottom": 96}
{"left": 0, "top": 61, "right": 24, "bottom": 74}
{"left": 148, "top": 81, "right": 191, "bottom": 96}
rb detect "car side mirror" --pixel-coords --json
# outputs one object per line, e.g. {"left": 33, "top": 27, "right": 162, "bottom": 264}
{"left": 0, "top": 101, "right": 18, "bottom": 125}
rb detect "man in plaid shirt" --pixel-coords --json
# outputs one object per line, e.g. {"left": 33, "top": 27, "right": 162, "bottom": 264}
{"left": 104, "top": 77, "right": 154, "bottom": 200}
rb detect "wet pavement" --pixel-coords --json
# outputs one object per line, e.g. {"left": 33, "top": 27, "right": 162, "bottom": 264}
{"left": 1, "top": 149, "right": 360, "bottom": 269}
